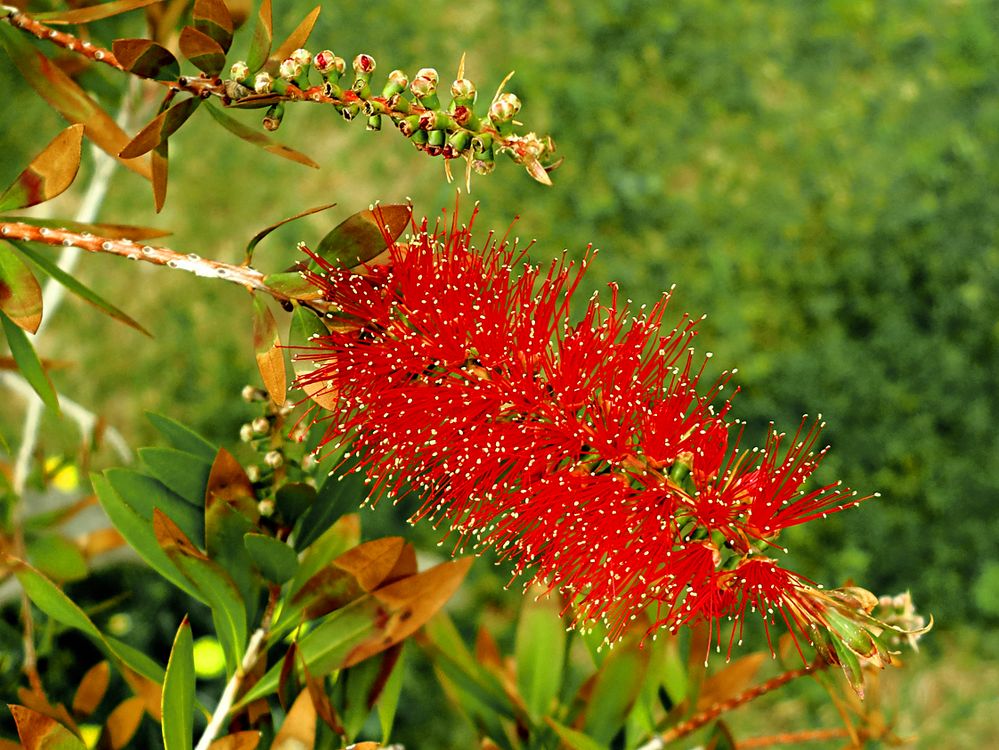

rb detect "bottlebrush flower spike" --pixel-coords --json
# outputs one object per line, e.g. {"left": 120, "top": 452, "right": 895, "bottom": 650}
{"left": 295, "top": 207, "right": 884, "bottom": 656}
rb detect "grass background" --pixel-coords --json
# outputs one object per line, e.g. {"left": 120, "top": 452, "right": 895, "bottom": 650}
{"left": 2, "top": 0, "right": 998, "bottom": 746}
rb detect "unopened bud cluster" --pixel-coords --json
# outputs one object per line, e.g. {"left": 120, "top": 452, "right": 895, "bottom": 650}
{"left": 223, "top": 46, "right": 557, "bottom": 183}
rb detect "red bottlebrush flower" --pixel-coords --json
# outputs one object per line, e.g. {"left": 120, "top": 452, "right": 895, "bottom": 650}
{"left": 296, "top": 208, "right": 876, "bottom": 651}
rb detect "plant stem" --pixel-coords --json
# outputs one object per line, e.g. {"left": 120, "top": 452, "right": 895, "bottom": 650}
{"left": 736, "top": 726, "right": 852, "bottom": 747}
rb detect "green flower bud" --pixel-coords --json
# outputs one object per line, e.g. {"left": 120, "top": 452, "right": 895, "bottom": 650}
{"left": 489, "top": 92, "right": 521, "bottom": 123}
{"left": 290, "top": 48, "right": 312, "bottom": 67}
{"left": 279, "top": 58, "right": 303, "bottom": 81}
{"left": 253, "top": 71, "right": 273, "bottom": 94}
{"left": 450, "top": 78, "right": 476, "bottom": 102}
{"left": 229, "top": 60, "right": 250, "bottom": 81}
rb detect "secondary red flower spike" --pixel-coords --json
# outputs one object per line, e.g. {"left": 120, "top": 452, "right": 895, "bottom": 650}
{"left": 296, "top": 208, "right": 892, "bottom": 660}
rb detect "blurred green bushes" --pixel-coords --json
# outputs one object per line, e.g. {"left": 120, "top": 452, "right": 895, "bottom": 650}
{"left": 2, "top": 0, "right": 996, "bottom": 631}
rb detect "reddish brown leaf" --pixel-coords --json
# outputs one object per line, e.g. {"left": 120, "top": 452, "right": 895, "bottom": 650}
{"left": 300, "top": 657, "right": 343, "bottom": 734}
{"left": 34, "top": 0, "right": 160, "bottom": 24}
{"left": 334, "top": 537, "right": 407, "bottom": 592}
{"left": 222, "top": 0, "right": 252, "bottom": 29}
{"left": 696, "top": 653, "right": 766, "bottom": 712}
{"left": 15, "top": 688, "right": 78, "bottom": 735}
{"left": 269, "top": 6, "right": 321, "bottom": 69}
{"left": 78, "top": 528, "right": 127, "bottom": 558}
{"left": 152, "top": 141, "right": 168, "bottom": 213}
{"left": 252, "top": 297, "right": 287, "bottom": 405}
{"left": 121, "top": 667, "right": 162, "bottom": 721}
{"left": 278, "top": 643, "right": 300, "bottom": 712}
{"left": 121, "top": 98, "right": 201, "bottom": 159}
{"left": 193, "top": 0, "right": 234, "bottom": 51}
{"left": 100, "top": 696, "right": 145, "bottom": 750}
{"left": 72, "top": 661, "right": 110, "bottom": 717}
{"left": 179, "top": 25, "right": 226, "bottom": 75}
{"left": 0, "top": 124, "right": 84, "bottom": 212}
{"left": 0, "top": 25, "right": 151, "bottom": 180}
{"left": 271, "top": 690, "right": 316, "bottom": 750}
{"left": 205, "top": 447, "right": 258, "bottom": 516}
{"left": 208, "top": 731, "right": 261, "bottom": 750}
{"left": 342, "top": 557, "right": 474, "bottom": 668}
{"left": 112, "top": 38, "right": 180, "bottom": 80}
{"left": 0, "top": 240, "right": 43, "bottom": 333}
{"left": 8, "top": 704, "right": 84, "bottom": 750}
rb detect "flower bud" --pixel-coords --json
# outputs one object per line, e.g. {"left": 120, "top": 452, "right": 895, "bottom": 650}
{"left": 381, "top": 69, "right": 409, "bottom": 98}
{"left": 489, "top": 92, "right": 521, "bottom": 122}
{"left": 353, "top": 53, "right": 376, "bottom": 74}
{"left": 251, "top": 417, "right": 270, "bottom": 435}
{"left": 246, "top": 464, "right": 261, "bottom": 482}
{"left": 313, "top": 49, "right": 338, "bottom": 74}
{"left": 239, "top": 423, "right": 254, "bottom": 442}
{"left": 229, "top": 60, "right": 250, "bottom": 81}
{"left": 410, "top": 74, "right": 437, "bottom": 99}
{"left": 258, "top": 497, "right": 275, "bottom": 517}
{"left": 253, "top": 72, "right": 273, "bottom": 94}
{"left": 450, "top": 78, "right": 476, "bottom": 101}
{"left": 264, "top": 450, "right": 284, "bottom": 468}
{"left": 242, "top": 384, "right": 266, "bottom": 402}
{"left": 415, "top": 67, "right": 438, "bottom": 86}
{"left": 279, "top": 58, "right": 303, "bottom": 81}
{"left": 290, "top": 48, "right": 312, "bottom": 67}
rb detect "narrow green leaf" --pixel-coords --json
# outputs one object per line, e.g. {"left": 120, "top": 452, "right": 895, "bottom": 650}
{"left": 0, "top": 23, "right": 151, "bottom": 180}
{"left": 245, "top": 0, "right": 272, "bottom": 72}
{"left": 293, "top": 469, "right": 363, "bottom": 551}
{"left": 139, "top": 447, "right": 213, "bottom": 505}
{"left": 104, "top": 634, "right": 166, "bottom": 684}
{"left": 146, "top": 412, "right": 217, "bottom": 462}
{"left": 26, "top": 532, "right": 88, "bottom": 582}
{"left": 9, "top": 557, "right": 103, "bottom": 640}
{"left": 0, "top": 308, "right": 58, "bottom": 412}
{"left": 204, "top": 103, "right": 318, "bottom": 168}
{"left": 261, "top": 270, "right": 320, "bottom": 300}
{"left": 315, "top": 205, "right": 412, "bottom": 269}
{"left": 34, "top": 0, "right": 160, "bottom": 24}
{"left": 93, "top": 472, "right": 205, "bottom": 602}
{"left": 545, "top": 719, "right": 606, "bottom": 750}
{"left": 0, "top": 240, "right": 43, "bottom": 333}
{"left": 339, "top": 644, "right": 402, "bottom": 741}
{"left": 244, "top": 533, "right": 299, "bottom": 584}
{"left": 162, "top": 617, "right": 195, "bottom": 750}
{"left": 377, "top": 642, "right": 406, "bottom": 744}
{"left": 581, "top": 639, "right": 650, "bottom": 745}
{"left": 274, "top": 483, "right": 315, "bottom": 525}
{"left": 515, "top": 592, "right": 566, "bottom": 721}
{"left": 106, "top": 468, "right": 204, "bottom": 544}
{"left": 244, "top": 202, "right": 336, "bottom": 263}
{"left": 12, "top": 241, "right": 150, "bottom": 336}
{"left": 0, "top": 124, "right": 83, "bottom": 212}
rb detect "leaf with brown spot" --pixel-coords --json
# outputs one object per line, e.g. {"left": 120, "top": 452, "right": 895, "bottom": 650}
{"left": 205, "top": 103, "right": 318, "bottom": 168}
{"left": 112, "top": 38, "right": 181, "bottom": 81}
{"left": 0, "top": 24, "right": 151, "bottom": 180}
{"left": 179, "top": 25, "right": 226, "bottom": 76}
{"left": 208, "top": 731, "right": 261, "bottom": 750}
{"left": 100, "top": 696, "right": 145, "bottom": 750}
{"left": 204, "top": 446, "right": 258, "bottom": 606}
{"left": 120, "top": 98, "right": 201, "bottom": 159}
{"left": 315, "top": 205, "right": 412, "bottom": 269}
{"left": 34, "top": 0, "right": 160, "bottom": 24}
{"left": 252, "top": 297, "right": 286, "bottom": 405}
{"left": 244, "top": 202, "right": 336, "bottom": 263}
{"left": 0, "top": 125, "right": 83, "bottom": 212}
{"left": 0, "top": 240, "right": 43, "bottom": 333}
{"left": 193, "top": 0, "right": 234, "bottom": 52}
{"left": 268, "top": 6, "right": 321, "bottom": 69}
{"left": 245, "top": 0, "right": 271, "bottom": 72}
{"left": 9, "top": 705, "right": 85, "bottom": 750}
{"left": 334, "top": 537, "right": 408, "bottom": 592}
{"left": 72, "top": 661, "right": 110, "bottom": 717}
{"left": 271, "top": 690, "right": 316, "bottom": 750}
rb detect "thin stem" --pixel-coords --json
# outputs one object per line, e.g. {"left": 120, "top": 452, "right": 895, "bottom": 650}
{"left": 194, "top": 587, "right": 279, "bottom": 750}
{"left": 645, "top": 658, "right": 829, "bottom": 748}
{"left": 736, "top": 726, "right": 853, "bottom": 748}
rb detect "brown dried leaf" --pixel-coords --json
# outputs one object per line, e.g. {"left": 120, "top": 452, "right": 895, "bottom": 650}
{"left": 112, "top": 38, "right": 181, "bottom": 80}
{"left": 101, "top": 696, "right": 145, "bottom": 750}
{"left": 0, "top": 25, "right": 151, "bottom": 180}
{"left": 0, "top": 124, "right": 84, "bottom": 212}
{"left": 300, "top": 655, "right": 343, "bottom": 734}
{"left": 179, "top": 25, "right": 226, "bottom": 76}
{"left": 8, "top": 704, "right": 84, "bottom": 750}
{"left": 15, "top": 688, "right": 78, "bottom": 734}
{"left": 193, "top": 0, "right": 234, "bottom": 52}
{"left": 334, "top": 537, "right": 407, "bottom": 592}
{"left": 34, "top": 0, "right": 160, "bottom": 24}
{"left": 208, "top": 731, "right": 261, "bottom": 750}
{"left": 268, "top": 7, "right": 321, "bottom": 69}
{"left": 78, "top": 528, "right": 127, "bottom": 558}
{"left": 121, "top": 667, "right": 162, "bottom": 721}
{"left": 696, "top": 653, "right": 766, "bottom": 712}
{"left": 271, "top": 690, "right": 316, "bottom": 750}
{"left": 120, "top": 98, "right": 201, "bottom": 159}
{"left": 252, "top": 297, "right": 286, "bottom": 405}
{"left": 72, "top": 661, "right": 110, "bottom": 717}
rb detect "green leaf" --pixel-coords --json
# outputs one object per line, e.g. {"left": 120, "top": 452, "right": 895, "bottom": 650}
{"left": 204, "top": 103, "right": 318, "bottom": 168}
{"left": 515, "top": 592, "right": 567, "bottom": 722}
{"left": 245, "top": 0, "right": 272, "bottom": 72}
{"left": 377, "top": 642, "right": 406, "bottom": 744}
{"left": 106, "top": 468, "right": 204, "bottom": 550}
{"left": 93, "top": 472, "right": 205, "bottom": 602}
{"left": 0, "top": 124, "right": 83, "bottom": 212}
{"left": 274, "top": 483, "right": 315, "bottom": 525}
{"left": 112, "top": 38, "right": 181, "bottom": 81}
{"left": 580, "top": 638, "right": 650, "bottom": 745}
{"left": 244, "top": 533, "right": 299, "bottom": 584}
{"left": 34, "top": 0, "right": 160, "bottom": 24}
{"left": 293, "top": 469, "right": 363, "bottom": 551}
{"left": 12, "top": 241, "right": 150, "bottom": 336}
{"left": 314, "top": 204, "right": 412, "bottom": 269}
{"left": 139, "top": 447, "right": 213, "bottom": 505}
{"left": 339, "top": 644, "right": 402, "bottom": 741}
{"left": 154, "top": 511, "right": 247, "bottom": 676}
{"left": 545, "top": 719, "right": 606, "bottom": 750}
{"left": 146, "top": 412, "right": 217, "bottom": 462}
{"left": 1, "top": 308, "right": 58, "bottom": 413}
{"left": 26, "top": 532, "right": 88, "bottom": 582}
{"left": 261, "top": 271, "right": 321, "bottom": 300}
{"left": 0, "top": 240, "right": 43, "bottom": 333}
{"left": 104, "top": 634, "right": 166, "bottom": 684}
{"left": 0, "top": 23, "right": 151, "bottom": 180}
{"left": 162, "top": 616, "right": 195, "bottom": 750}
{"left": 244, "top": 202, "right": 336, "bottom": 264}
{"left": 10, "top": 557, "right": 104, "bottom": 641}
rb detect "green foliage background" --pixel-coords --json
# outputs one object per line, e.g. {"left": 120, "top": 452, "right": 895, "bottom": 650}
{"left": 2, "top": 0, "right": 998, "bottom": 744}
